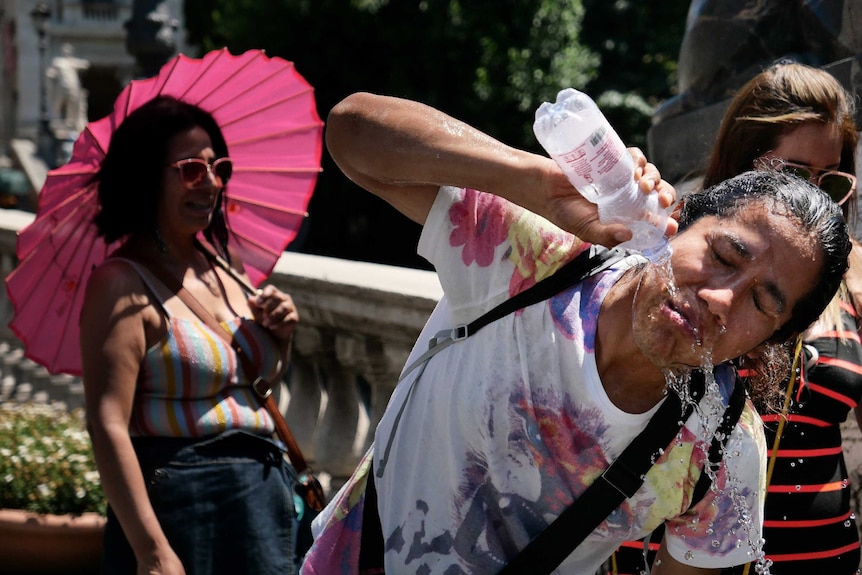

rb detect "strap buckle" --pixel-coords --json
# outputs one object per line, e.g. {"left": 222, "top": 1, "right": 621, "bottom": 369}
{"left": 252, "top": 376, "right": 272, "bottom": 399}
{"left": 429, "top": 325, "right": 469, "bottom": 349}
{"left": 450, "top": 324, "right": 468, "bottom": 341}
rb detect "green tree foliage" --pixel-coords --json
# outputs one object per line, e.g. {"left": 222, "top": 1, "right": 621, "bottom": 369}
{"left": 580, "top": 0, "right": 691, "bottom": 149}
{"left": 183, "top": 0, "right": 688, "bottom": 267}
{"left": 185, "top": 0, "right": 599, "bottom": 149}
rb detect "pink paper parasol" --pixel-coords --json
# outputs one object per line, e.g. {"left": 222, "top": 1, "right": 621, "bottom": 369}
{"left": 5, "top": 48, "right": 324, "bottom": 376}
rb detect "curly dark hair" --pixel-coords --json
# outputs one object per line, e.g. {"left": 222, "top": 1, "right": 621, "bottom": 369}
{"left": 93, "top": 95, "right": 231, "bottom": 260}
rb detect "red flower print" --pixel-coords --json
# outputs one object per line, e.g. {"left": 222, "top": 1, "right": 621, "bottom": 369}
{"left": 448, "top": 189, "right": 509, "bottom": 267}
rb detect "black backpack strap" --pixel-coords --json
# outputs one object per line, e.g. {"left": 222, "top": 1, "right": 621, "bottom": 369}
{"left": 395, "top": 246, "right": 630, "bottom": 384}
{"left": 499, "top": 371, "right": 742, "bottom": 575}
{"left": 358, "top": 465, "right": 385, "bottom": 573}
{"left": 376, "top": 246, "right": 629, "bottom": 478}
{"left": 464, "top": 246, "right": 630, "bottom": 336}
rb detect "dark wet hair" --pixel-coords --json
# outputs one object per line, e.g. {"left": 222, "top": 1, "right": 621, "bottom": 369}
{"left": 93, "top": 95, "right": 231, "bottom": 259}
{"left": 679, "top": 169, "right": 850, "bottom": 343}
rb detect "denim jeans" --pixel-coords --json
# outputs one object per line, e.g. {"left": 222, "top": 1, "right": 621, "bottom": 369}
{"left": 101, "top": 430, "right": 298, "bottom": 575}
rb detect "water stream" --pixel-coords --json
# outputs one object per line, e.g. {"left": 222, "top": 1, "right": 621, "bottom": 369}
{"left": 634, "top": 254, "right": 771, "bottom": 574}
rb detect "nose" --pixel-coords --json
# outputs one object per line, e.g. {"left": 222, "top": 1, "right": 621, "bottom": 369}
{"left": 698, "top": 285, "right": 735, "bottom": 328}
{"left": 204, "top": 165, "right": 221, "bottom": 186}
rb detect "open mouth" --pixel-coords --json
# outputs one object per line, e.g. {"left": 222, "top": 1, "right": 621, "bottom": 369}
{"left": 663, "top": 298, "right": 701, "bottom": 343}
{"left": 185, "top": 197, "right": 215, "bottom": 214}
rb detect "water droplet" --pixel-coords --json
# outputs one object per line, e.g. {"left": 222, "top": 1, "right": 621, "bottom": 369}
{"left": 845, "top": 520, "right": 852, "bottom": 527}
{"left": 795, "top": 485, "right": 801, "bottom": 491}
{"left": 712, "top": 539, "right": 720, "bottom": 548}
{"left": 789, "top": 462, "right": 796, "bottom": 468}
{"left": 685, "top": 550, "right": 694, "bottom": 560}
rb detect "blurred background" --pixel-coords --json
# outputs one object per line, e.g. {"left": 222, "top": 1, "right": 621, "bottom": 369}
{"left": 1, "top": 0, "right": 858, "bottom": 269}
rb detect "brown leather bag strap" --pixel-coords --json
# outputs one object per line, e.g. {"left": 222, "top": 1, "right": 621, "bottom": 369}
{"left": 142, "top": 259, "right": 310, "bottom": 475}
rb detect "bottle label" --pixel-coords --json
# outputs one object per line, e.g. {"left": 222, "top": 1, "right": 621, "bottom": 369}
{"left": 593, "top": 129, "right": 627, "bottom": 178}
{"left": 560, "top": 146, "right": 593, "bottom": 184}
{"left": 556, "top": 125, "right": 628, "bottom": 192}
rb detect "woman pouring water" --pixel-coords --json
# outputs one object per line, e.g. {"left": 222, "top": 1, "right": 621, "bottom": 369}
{"left": 302, "top": 92, "right": 851, "bottom": 575}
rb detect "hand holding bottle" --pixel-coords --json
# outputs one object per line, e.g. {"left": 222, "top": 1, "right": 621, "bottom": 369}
{"left": 538, "top": 145, "right": 677, "bottom": 250}
{"left": 534, "top": 88, "right": 674, "bottom": 260}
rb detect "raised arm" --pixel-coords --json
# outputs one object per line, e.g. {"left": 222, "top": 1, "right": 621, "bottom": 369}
{"left": 325, "top": 92, "right": 677, "bottom": 247}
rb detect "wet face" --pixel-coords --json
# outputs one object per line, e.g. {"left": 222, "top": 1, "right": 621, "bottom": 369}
{"left": 158, "top": 126, "right": 223, "bottom": 237}
{"left": 631, "top": 202, "right": 821, "bottom": 369}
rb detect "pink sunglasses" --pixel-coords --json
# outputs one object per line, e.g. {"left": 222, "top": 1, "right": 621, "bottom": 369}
{"left": 168, "top": 157, "right": 233, "bottom": 189}
{"left": 758, "top": 157, "right": 856, "bottom": 206}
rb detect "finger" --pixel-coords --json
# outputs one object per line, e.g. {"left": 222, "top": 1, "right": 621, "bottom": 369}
{"left": 655, "top": 180, "right": 677, "bottom": 208}
{"left": 581, "top": 221, "right": 633, "bottom": 247}
{"left": 628, "top": 147, "right": 647, "bottom": 168}
{"left": 664, "top": 217, "right": 679, "bottom": 237}
{"left": 638, "top": 174, "right": 656, "bottom": 194}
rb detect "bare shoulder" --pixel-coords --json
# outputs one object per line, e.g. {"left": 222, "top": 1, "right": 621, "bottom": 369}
{"left": 82, "top": 258, "right": 152, "bottom": 317}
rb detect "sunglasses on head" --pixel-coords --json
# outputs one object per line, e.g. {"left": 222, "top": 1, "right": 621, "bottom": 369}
{"left": 168, "top": 157, "right": 233, "bottom": 189}
{"left": 761, "top": 158, "right": 857, "bottom": 206}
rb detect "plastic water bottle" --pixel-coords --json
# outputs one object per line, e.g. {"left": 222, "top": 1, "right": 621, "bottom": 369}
{"left": 533, "top": 88, "right": 671, "bottom": 261}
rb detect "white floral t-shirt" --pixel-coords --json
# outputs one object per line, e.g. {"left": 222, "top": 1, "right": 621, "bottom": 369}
{"left": 302, "top": 186, "right": 766, "bottom": 575}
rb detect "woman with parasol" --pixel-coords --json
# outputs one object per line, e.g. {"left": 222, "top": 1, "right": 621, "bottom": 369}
{"left": 80, "top": 95, "right": 301, "bottom": 574}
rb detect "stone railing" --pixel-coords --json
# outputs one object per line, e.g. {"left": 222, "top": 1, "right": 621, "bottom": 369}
{"left": 0, "top": 209, "right": 442, "bottom": 496}
{"left": 57, "top": 2, "right": 130, "bottom": 25}
{"left": 265, "top": 252, "right": 442, "bottom": 492}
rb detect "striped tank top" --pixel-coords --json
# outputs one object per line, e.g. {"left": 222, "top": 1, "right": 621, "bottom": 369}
{"left": 123, "top": 260, "right": 281, "bottom": 438}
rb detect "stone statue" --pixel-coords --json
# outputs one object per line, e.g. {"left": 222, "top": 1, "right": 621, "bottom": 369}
{"left": 46, "top": 43, "right": 90, "bottom": 134}
{"left": 648, "top": 0, "right": 862, "bottom": 183}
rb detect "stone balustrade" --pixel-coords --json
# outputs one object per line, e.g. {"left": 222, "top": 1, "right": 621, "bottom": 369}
{"left": 0, "top": 208, "right": 441, "bottom": 496}
{"left": 57, "top": 2, "right": 129, "bottom": 25}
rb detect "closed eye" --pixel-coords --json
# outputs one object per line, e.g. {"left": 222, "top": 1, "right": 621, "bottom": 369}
{"left": 754, "top": 285, "right": 784, "bottom": 319}
{"left": 711, "top": 246, "right": 733, "bottom": 268}
{"left": 712, "top": 237, "right": 782, "bottom": 318}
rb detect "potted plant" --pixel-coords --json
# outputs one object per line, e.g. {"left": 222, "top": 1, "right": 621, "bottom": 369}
{"left": 0, "top": 401, "right": 106, "bottom": 574}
